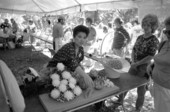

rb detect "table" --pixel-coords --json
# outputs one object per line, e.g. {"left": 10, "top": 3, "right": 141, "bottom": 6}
{"left": 38, "top": 73, "right": 148, "bottom": 112}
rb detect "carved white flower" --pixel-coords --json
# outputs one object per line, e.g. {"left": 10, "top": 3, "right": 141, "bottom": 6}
{"left": 64, "top": 91, "right": 74, "bottom": 101}
{"left": 69, "top": 77, "right": 77, "bottom": 85}
{"left": 62, "top": 71, "right": 71, "bottom": 79}
{"left": 73, "top": 86, "right": 82, "bottom": 96}
{"left": 69, "top": 83, "right": 75, "bottom": 89}
{"left": 51, "top": 89, "right": 60, "bottom": 99}
{"left": 52, "top": 79, "right": 60, "bottom": 87}
{"left": 59, "top": 84, "right": 67, "bottom": 92}
{"left": 50, "top": 73, "right": 60, "bottom": 80}
{"left": 60, "top": 79, "right": 68, "bottom": 85}
{"left": 56, "top": 63, "right": 65, "bottom": 71}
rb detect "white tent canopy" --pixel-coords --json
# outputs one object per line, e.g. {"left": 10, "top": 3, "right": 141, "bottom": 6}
{"left": 0, "top": 0, "right": 139, "bottom": 14}
{"left": 138, "top": 0, "right": 170, "bottom": 22}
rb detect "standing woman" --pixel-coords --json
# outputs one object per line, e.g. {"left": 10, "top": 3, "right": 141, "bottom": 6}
{"left": 115, "top": 14, "right": 159, "bottom": 111}
{"left": 47, "top": 25, "right": 94, "bottom": 97}
{"left": 112, "top": 18, "right": 130, "bottom": 57}
{"left": 147, "top": 16, "right": 170, "bottom": 112}
{"left": 130, "top": 14, "right": 159, "bottom": 111}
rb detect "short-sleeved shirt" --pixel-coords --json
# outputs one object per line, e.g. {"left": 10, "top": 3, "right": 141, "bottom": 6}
{"left": 112, "top": 26, "right": 130, "bottom": 49}
{"left": 47, "top": 42, "right": 84, "bottom": 72}
{"left": 11, "top": 22, "right": 18, "bottom": 33}
{"left": 52, "top": 23, "right": 64, "bottom": 40}
{"left": 133, "top": 35, "right": 159, "bottom": 62}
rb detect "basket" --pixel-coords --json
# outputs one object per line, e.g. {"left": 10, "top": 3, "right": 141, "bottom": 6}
{"left": 101, "top": 57, "right": 130, "bottom": 78}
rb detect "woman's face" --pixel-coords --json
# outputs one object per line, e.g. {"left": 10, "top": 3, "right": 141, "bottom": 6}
{"left": 86, "top": 21, "right": 90, "bottom": 27}
{"left": 114, "top": 21, "right": 119, "bottom": 28}
{"left": 74, "top": 32, "right": 87, "bottom": 47}
{"left": 164, "top": 25, "right": 170, "bottom": 40}
{"left": 142, "top": 22, "right": 152, "bottom": 34}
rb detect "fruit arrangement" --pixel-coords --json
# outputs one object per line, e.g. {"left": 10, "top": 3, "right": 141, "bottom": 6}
{"left": 89, "top": 69, "right": 115, "bottom": 90}
{"left": 94, "top": 77, "right": 105, "bottom": 90}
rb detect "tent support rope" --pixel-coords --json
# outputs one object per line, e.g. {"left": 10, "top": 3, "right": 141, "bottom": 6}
{"left": 32, "top": 0, "right": 45, "bottom": 13}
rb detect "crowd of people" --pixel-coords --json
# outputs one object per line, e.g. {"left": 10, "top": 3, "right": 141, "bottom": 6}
{"left": 47, "top": 14, "right": 170, "bottom": 112}
{"left": 1, "top": 13, "right": 170, "bottom": 112}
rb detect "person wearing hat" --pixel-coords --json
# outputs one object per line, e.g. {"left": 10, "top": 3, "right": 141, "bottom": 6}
{"left": 52, "top": 16, "right": 65, "bottom": 52}
{"left": 112, "top": 17, "right": 130, "bottom": 57}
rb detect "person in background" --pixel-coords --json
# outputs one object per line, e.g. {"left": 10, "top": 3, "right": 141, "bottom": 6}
{"left": 10, "top": 18, "right": 18, "bottom": 34}
{"left": 84, "top": 17, "right": 96, "bottom": 53}
{"left": 108, "top": 22, "right": 113, "bottom": 32}
{"left": 111, "top": 14, "right": 159, "bottom": 112}
{"left": 130, "top": 14, "right": 159, "bottom": 112}
{"left": 52, "top": 16, "right": 65, "bottom": 52}
{"left": 78, "top": 18, "right": 84, "bottom": 25}
{"left": 28, "top": 20, "right": 36, "bottom": 44}
{"left": 130, "top": 19, "right": 143, "bottom": 49}
{"left": 103, "top": 26, "right": 108, "bottom": 34}
{"left": 0, "top": 19, "right": 11, "bottom": 34}
{"left": 112, "top": 18, "right": 130, "bottom": 57}
{"left": 147, "top": 16, "right": 170, "bottom": 112}
{"left": 47, "top": 25, "right": 94, "bottom": 97}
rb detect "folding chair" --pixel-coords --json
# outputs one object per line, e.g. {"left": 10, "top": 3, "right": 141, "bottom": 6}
{"left": 0, "top": 60, "right": 25, "bottom": 112}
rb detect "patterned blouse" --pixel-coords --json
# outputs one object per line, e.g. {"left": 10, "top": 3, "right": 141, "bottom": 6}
{"left": 47, "top": 42, "right": 84, "bottom": 72}
{"left": 112, "top": 26, "right": 130, "bottom": 49}
{"left": 133, "top": 35, "right": 159, "bottom": 62}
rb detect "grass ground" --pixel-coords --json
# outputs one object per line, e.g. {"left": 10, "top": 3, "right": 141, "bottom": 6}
{"left": 0, "top": 45, "right": 155, "bottom": 112}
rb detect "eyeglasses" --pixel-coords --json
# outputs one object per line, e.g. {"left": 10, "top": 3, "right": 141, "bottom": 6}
{"left": 163, "top": 30, "right": 170, "bottom": 35}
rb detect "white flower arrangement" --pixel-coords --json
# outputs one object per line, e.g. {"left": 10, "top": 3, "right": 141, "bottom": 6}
{"left": 73, "top": 86, "right": 82, "bottom": 96}
{"left": 51, "top": 89, "right": 60, "bottom": 99}
{"left": 51, "top": 73, "right": 60, "bottom": 80}
{"left": 60, "top": 79, "right": 68, "bottom": 85}
{"left": 56, "top": 63, "right": 65, "bottom": 71}
{"left": 69, "top": 77, "right": 77, "bottom": 85}
{"left": 59, "top": 84, "right": 67, "bottom": 92}
{"left": 69, "top": 83, "right": 75, "bottom": 89}
{"left": 52, "top": 79, "right": 60, "bottom": 87}
{"left": 50, "top": 63, "right": 83, "bottom": 102}
{"left": 64, "top": 91, "right": 75, "bottom": 101}
{"left": 62, "top": 71, "right": 71, "bottom": 79}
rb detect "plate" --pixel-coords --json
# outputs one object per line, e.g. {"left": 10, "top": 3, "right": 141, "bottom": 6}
{"left": 104, "top": 55, "right": 130, "bottom": 73}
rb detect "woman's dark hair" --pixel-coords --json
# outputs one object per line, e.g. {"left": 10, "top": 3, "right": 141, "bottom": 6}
{"left": 108, "top": 23, "right": 112, "bottom": 28}
{"left": 86, "top": 17, "right": 93, "bottom": 24}
{"left": 73, "top": 25, "right": 89, "bottom": 38}
{"left": 132, "top": 19, "right": 139, "bottom": 26}
{"left": 164, "top": 16, "right": 170, "bottom": 26}
{"left": 141, "top": 14, "right": 159, "bottom": 33}
{"left": 47, "top": 19, "right": 51, "bottom": 25}
{"left": 114, "top": 18, "right": 123, "bottom": 25}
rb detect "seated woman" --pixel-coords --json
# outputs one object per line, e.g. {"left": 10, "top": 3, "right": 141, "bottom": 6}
{"left": 46, "top": 25, "right": 94, "bottom": 97}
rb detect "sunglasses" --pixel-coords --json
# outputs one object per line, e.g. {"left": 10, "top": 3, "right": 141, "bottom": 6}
{"left": 163, "top": 30, "right": 170, "bottom": 35}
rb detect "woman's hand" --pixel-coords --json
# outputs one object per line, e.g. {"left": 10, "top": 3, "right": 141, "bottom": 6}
{"left": 75, "top": 66, "right": 94, "bottom": 98}
{"left": 131, "top": 62, "right": 139, "bottom": 70}
{"left": 83, "top": 74, "right": 94, "bottom": 98}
